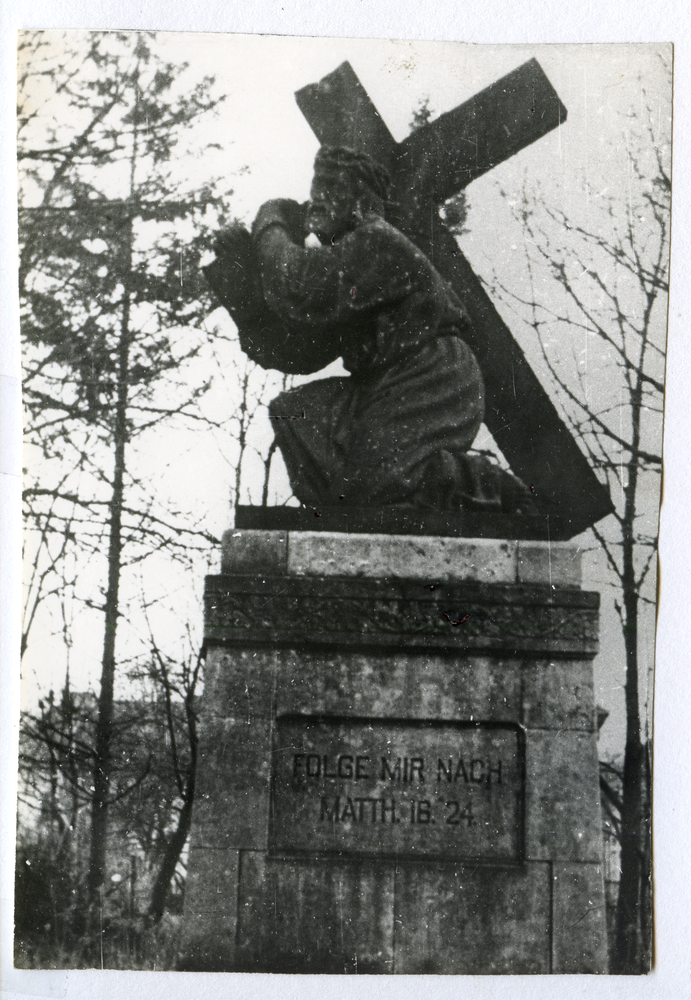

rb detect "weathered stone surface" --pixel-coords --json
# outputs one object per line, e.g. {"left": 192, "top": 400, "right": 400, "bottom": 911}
{"left": 192, "top": 717, "right": 272, "bottom": 849}
{"left": 277, "top": 648, "right": 409, "bottom": 718}
{"left": 394, "top": 862, "right": 551, "bottom": 974}
{"left": 221, "top": 528, "right": 287, "bottom": 575}
{"left": 525, "top": 730, "right": 603, "bottom": 862}
{"left": 407, "top": 654, "right": 522, "bottom": 721}
{"left": 180, "top": 847, "right": 239, "bottom": 970}
{"left": 552, "top": 863, "right": 608, "bottom": 973}
{"left": 215, "top": 531, "right": 584, "bottom": 587}
{"left": 202, "top": 647, "right": 277, "bottom": 720}
{"left": 275, "top": 649, "right": 521, "bottom": 721}
{"left": 203, "top": 646, "right": 522, "bottom": 731}
{"left": 271, "top": 717, "right": 522, "bottom": 862}
{"left": 235, "top": 852, "right": 395, "bottom": 973}
{"left": 517, "top": 541, "right": 582, "bottom": 587}
{"left": 204, "top": 573, "right": 600, "bottom": 657}
{"left": 185, "top": 529, "right": 606, "bottom": 973}
{"left": 522, "top": 659, "right": 596, "bottom": 731}
{"left": 184, "top": 846, "right": 240, "bottom": 917}
{"left": 288, "top": 532, "right": 518, "bottom": 582}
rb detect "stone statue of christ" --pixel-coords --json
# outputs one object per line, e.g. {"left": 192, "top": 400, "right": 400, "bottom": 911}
{"left": 204, "top": 146, "right": 533, "bottom": 513}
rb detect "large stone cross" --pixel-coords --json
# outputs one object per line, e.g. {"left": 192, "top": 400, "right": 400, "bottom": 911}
{"left": 295, "top": 59, "right": 613, "bottom": 536}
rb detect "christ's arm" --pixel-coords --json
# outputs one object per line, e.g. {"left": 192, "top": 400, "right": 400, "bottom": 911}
{"left": 252, "top": 199, "right": 419, "bottom": 328}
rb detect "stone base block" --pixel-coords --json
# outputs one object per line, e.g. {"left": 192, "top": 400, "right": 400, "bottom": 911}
{"left": 181, "top": 531, "right": 607, "bottom": 974}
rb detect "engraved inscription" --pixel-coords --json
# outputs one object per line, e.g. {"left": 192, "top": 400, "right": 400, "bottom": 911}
{"left": 270, "top": 717, "right": 524, "bottom": 862}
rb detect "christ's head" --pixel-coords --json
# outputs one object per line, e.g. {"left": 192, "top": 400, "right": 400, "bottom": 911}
{"left": 306, "top": 146, "right": 391, "bottom": 244}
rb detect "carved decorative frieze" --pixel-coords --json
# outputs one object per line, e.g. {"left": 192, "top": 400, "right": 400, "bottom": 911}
{"left": 204, "top": 575, "right": 599, "bottom": 656}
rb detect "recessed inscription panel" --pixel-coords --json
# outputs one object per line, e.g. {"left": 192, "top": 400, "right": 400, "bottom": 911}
{"left": 271, "top": 717, "right": 524, "bottom": 862}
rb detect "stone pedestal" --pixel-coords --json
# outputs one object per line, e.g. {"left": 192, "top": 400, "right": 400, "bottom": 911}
{"left": 181, "top": 530, "right": 607, "bottom": 974}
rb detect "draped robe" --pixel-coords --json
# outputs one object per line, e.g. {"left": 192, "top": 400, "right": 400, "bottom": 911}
{"left": 206, "top": 200, "right": 533, "bottom": 512}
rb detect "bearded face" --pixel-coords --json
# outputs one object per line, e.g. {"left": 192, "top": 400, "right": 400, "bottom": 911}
{"left": 305, "top": 167, "right": 360, "bottom": 244}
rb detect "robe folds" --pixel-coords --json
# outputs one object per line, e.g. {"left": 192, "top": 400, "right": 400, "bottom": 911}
{"left": 207, "top": 199, "right": 533, "bottom": 512}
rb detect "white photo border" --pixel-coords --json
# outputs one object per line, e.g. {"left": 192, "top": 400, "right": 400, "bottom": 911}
{"left": 2, "top": 4, "right": 689, "bottom": 1000}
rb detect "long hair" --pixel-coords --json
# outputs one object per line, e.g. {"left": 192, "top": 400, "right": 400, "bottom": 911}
{"left": 313, "top": 146, "right": 392, "bottom": 203}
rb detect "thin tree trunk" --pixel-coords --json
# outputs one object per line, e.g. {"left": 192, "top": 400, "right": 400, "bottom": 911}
{"left": 233, "top": 367, "right": 250, "bottom": 508}
{"left": 86, "top": 67, "right": 140, "bottom": 915}
{"left": 613, "top": 585, "right": 651, "bottom": 973}
{"left": 612, "top": 377, "right": 651, "bottom": 973}
{"left": 85, "top": 285, "right": 131, "bottom": 909}
{"left": 147, "top": 783, "right": 195, "bottom": 923}
{"left": 640, "top": 741, "right": 653, "bottom": 965}
{"left": 612, "top": 617, "right": 644, "bottom": 971}
{"left": 148, "top": 696, "right": 198, "bottom": 923}
{"left": 261, "top": 438, "right": 278, "bottom": 506}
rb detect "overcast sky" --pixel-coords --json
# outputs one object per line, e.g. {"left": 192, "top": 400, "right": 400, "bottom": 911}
{"left": 17, "top": 35, "right": 671, "bottom": 759}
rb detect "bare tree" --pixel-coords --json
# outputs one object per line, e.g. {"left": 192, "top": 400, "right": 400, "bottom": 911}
{"left": 18, "top": 30, "right": 233, "bottom": 921}
{"left": 135, "top": 622, "right": 202, "bottom": 925}
{"left": 16, "top": 663, "right": 203, "bottom": 963}
{"left": 488, "top": 75, "right": 669, "bottom": 972}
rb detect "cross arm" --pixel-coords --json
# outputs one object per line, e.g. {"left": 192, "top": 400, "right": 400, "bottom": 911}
{"left": 295, "top": 61, "right": 398, "bottom": 172}
{"left": 398, "top": 58, "right": 567, "bottom": 202}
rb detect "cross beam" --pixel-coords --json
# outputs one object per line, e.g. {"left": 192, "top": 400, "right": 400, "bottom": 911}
{"left": 295, "top": 60, "right": 613, "bottom": 536}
